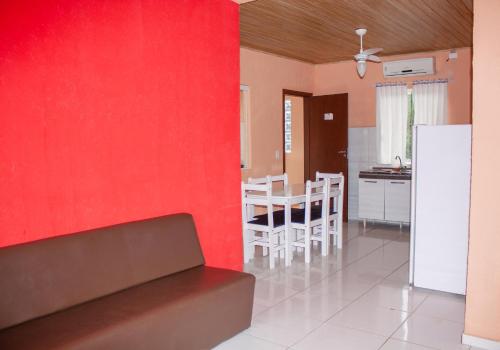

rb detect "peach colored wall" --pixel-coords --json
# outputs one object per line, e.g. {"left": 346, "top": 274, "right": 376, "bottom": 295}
{"left": 284, "top": 95, "right": 304, "bottom": 185}
{"left": 240, "top": 47, "right": 313, "bottom": 180}
{"left": 241, "top": 47, "right": 472, "bottom": 181}
{"left": 464, "top": 0, "right": 500, "bottom": 342}
{"left": 314, "top": 48, "right": 472, "bottom": 127}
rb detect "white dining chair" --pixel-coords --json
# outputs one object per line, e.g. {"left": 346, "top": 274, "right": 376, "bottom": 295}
{"left": 241, "top": 181, "right": 286, "bottom": 269}
{"left": 316, "top": 172, "right": 344, "bottom": 249}
{"left": 247, "top": 173, "right": 288, "bottom": 257}
{"left": 247, "top": 176, "right": 268, "bottom": 185}
{"left": 290, "top": 180, "right": 329, "bottom": 263}
{"left": 248, "top": 173, "right": 288, "bottom": 188}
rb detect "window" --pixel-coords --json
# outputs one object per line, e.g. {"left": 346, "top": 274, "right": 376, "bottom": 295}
{"left": 376, "top": 83, "right": 409, "bottom": 164}
{"left": 284, "top": 99, "right": 292, "bottom": 153}
{"left": 376, "top": 80, "right": 448, "bottom": 165}
{"left": 240, "top": 85, "right": 250, "bottom": 169}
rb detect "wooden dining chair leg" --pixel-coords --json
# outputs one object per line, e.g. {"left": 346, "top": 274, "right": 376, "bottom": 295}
{"left": 279, "top": 232, "right": 285, "bottom": 259}
{"left": 269, "top": 239, "right": 275, "bottom": 269}
{"left": 333, "top": 221, "right": 339, "bottom": 246}
{"left": 262, "top": 232, "right": 269, "bottom": 256}
{"left": 243, "top": 228, "right": 251, "bottom": 263}
{"left": 321, "top": 224, "right": 328, "bottom": 256}
{"left": 337, "top": 220, "right": 343, "bottom": 249}
{"left": 305, "top": 227, "right": 312, "bottom": 263}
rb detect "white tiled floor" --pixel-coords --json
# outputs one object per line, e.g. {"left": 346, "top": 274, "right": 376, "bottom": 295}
{"left": 214, "top": 222, "right": 468, "bottom": 350}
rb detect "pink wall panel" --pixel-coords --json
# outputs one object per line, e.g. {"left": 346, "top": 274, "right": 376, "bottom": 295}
{"left": 0, "top": 0, "right": 242, "bottom": 270}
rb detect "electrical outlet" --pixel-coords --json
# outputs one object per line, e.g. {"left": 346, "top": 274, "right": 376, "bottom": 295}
{"left": 275, "top": 150, "right": 280, "bottom": 160}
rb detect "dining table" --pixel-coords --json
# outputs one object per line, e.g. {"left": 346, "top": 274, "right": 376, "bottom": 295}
{"left": 247, "top": 183, "right": 342, "bottom": 266}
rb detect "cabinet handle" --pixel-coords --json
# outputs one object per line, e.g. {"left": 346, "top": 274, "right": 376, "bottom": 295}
{"left": 364, "top": 180, "right": 378, "bottom": 183}
{"left": 390, "top": 181, "right": 406, "bottom": 184}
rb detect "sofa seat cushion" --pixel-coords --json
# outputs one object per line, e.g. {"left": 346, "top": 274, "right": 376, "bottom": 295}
{"left": 0, "top": 214, "right": 205, "bottom": 330}
{"left": 0, "top": 266, "right": 255, "bottom": 350}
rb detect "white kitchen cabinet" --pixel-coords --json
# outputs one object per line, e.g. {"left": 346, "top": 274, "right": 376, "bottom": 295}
{"left": 385, "top": 180, "right": 411, "bottom": 222}
{"left": 358, "top": 179, "right": 385, "bottom": 220}
{"left": 358, "top": 178, "right": 411, "bottom": 224}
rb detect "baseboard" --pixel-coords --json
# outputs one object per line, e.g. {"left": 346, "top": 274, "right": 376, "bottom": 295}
{"left": 462, "top": 333, "right": 500, "bottom": 349}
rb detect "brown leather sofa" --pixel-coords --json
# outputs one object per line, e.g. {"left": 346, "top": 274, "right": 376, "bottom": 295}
{"left": 0, "top": 213, "right": 255, "bottom": 349}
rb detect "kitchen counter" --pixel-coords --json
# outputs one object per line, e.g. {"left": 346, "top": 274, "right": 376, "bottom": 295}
{"left": 359, "top": 169, "right": 412, "bottom": 180}
{"left": 358, "top": 168, "right": 412, "bottom": 225}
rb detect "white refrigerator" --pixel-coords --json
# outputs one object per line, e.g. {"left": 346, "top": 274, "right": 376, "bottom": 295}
{"left": 409, "top": 124, "right": 471, "bottom": 295}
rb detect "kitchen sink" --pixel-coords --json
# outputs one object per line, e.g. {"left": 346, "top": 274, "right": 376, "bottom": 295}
{"left": 371, "top": 166, "right": 411, "bottom": 174}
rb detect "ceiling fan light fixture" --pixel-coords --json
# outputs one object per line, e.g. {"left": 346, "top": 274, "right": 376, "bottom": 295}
{"left": 357, "top": 60, "right": 367, "bottom": 77}
{"left": 353, "top": 28, "right": 382, "bottom": 79}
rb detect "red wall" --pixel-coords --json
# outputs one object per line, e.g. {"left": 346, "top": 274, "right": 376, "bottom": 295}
{"left": 0, "top": 0, "right": 242, "bottom": 270}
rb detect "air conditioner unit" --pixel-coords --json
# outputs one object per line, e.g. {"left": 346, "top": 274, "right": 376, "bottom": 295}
{"left": 383, "top": 57, "right": 435, "bottom": 78}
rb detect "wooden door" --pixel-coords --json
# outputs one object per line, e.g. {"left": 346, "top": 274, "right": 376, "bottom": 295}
{"left": 305, "top": 93, "right": 348, "bottom": 221}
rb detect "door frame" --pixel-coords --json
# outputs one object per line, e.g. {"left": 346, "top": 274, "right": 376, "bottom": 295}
{"left": 282, "top": 89, "right": 312, "bottom": 181}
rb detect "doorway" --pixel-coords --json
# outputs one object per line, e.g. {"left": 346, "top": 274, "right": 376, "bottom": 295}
{"left": 283, "top": 94, "right": 305, "bottom": 185}
{"left": 282, "top": 91, "right": 349, "bottom": 221}
{"left": 282, "top": 90, "right": 312, "bottom": 184}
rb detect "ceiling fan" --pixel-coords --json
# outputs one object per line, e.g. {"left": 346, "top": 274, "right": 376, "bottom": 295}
{"left": 354, "top": 28, "right": 383, "bottom": 78}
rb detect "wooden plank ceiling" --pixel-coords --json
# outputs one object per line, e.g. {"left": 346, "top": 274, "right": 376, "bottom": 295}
{"left": 240, "top": 0, "right": 473, "bottom": 64}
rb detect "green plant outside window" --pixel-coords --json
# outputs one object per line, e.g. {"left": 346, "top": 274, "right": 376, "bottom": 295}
{"left": 406, "top": 92, "right": 415, "bottom": 160}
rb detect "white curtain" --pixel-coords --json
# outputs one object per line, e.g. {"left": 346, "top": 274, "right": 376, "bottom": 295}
{"left": 376, "top": 84, "right": 408, "bottom": 164}
{"left": 413, "top": 80, "right": 448, "bottom": 125}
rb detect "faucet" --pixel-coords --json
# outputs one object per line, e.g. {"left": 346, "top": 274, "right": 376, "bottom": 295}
{"left": 395, "top": 155, "right": 403, "bottom": 169}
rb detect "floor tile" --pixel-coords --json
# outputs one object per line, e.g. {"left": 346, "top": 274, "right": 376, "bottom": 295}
{"left": 342, "top": 253, "right": 397, "bottom": 282}
{"left": 414, "top": 292, "right": 466, "bottom": 324}
{"left": 307, "top": 269, "right": 377, "bottom": 300}
{"left": 393, "top": 314, "right": 469, "bottom": 350}
{"left": 271, "top": 289, "right": 351, "bottom": 322}
{"left": 291, "top": 324, "right": 387, "bottom": 350}
{"left": 227, "top": 220, "right": 470, "bottom": 350}
{"left": 326, "top": 300, "right": 409, "bottom": 336}
{"left": 380, "top": 339, "right": 436, "bottom": 350}
{"left": 344, "top": 221, "right": 373, "bottom": 241}
{"left": 252, "top": 301, "right": 269, "bottom": 318}
{"left": 385, "top": 263, "right": 411, "bottom": 284}
{"left": 261, "top": 266, "right": 324, "bottom": 292}
{"left": 372, "top": 240, "right": 410, "bottom": 268}
{"left": 245, "top": 309, "right": 323, "bottom": 347}
{"left": 253, "top": 279, "right": 298, "bottom": 307}
{"left": 356, "top": 280, "right": 428, "bottom": 312}
{"left": 212, "top": 333, "right": 286, "bottom": 350}
{"left": 363, "top": 227, "right": 408, "bottom": 242}
{"left": 341, "top": 236, "right": 385, "bottom": 264}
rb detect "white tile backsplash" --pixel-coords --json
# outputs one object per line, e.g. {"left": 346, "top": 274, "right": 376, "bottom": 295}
{"left": 348, "top": 127, "right": 377, "bottom": 220}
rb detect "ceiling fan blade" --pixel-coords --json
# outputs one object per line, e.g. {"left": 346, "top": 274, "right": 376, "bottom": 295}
{"left": 363, "top": 47, "right": 383, "bottom": 55}
{"left": 367, "top": 55, "right": 381, "bottom": 62}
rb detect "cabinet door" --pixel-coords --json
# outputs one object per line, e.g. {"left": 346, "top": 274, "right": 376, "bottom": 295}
{"left": 385, "top": 180, "right": 411, "bottom": 222}
{"left": 358, "top": 179, "right": 385, "bottom": 220}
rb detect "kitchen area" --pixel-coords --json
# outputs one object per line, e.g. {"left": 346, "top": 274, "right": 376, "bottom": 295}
{"left": 351, "top": 125, "right": 471, "bottom": 296}
{"left": 358, "top": 165, "right": 411, "bottom": 229}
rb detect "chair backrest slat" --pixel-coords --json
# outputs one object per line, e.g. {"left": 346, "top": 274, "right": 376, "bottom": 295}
{"left": 303, "top": 179, "right": 329, "bottom": 225}
{"left": 247, "top": 176, "right": 268, "bottom": 185}
{"left": 241, "top": 181, "right": 274, "bottom": 228}
{"left": 248, "top": 173, "right": 288, "bottom": 188}
{"left": 316, "top": 171, "right": 345, "bottom": 218}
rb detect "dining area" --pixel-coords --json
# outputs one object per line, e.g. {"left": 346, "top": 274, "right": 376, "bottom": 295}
{"left": 241, "top": 172, "right": 345, "bottom": 269}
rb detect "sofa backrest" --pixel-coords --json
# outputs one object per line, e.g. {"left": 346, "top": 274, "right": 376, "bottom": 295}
{"left": 0, "top": 213, "right": 205, "bottom": 330}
